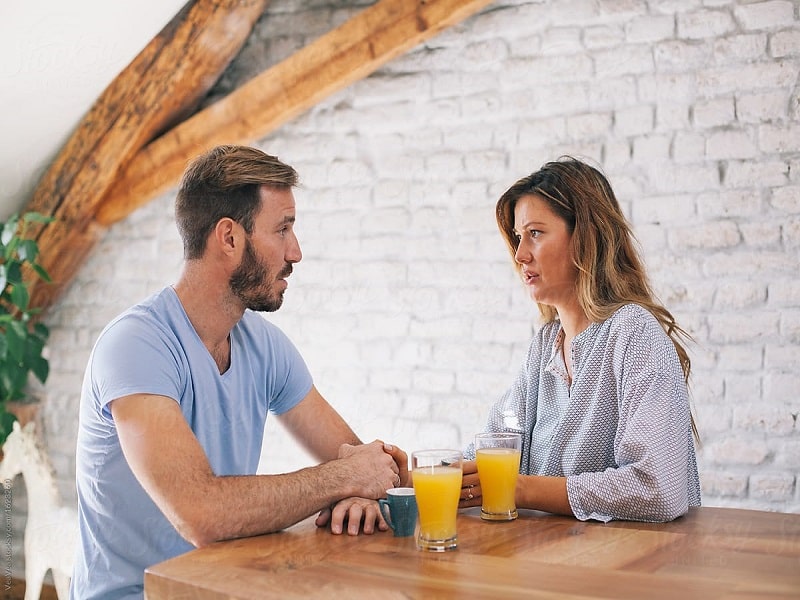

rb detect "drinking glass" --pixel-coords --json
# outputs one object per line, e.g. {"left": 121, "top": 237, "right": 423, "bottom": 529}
{"left": 411, "top": 449, "right": 463, "bottom": 552}
{"left": 475, "top": 432, "right": 521, "bottom": 521}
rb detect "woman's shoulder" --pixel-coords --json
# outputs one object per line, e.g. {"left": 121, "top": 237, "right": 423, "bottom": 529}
{"left": 606, "top": 303, "right": 662, "bottom": 331}
{"left": 596, "top": 303, "right": 670, "bottom": 348}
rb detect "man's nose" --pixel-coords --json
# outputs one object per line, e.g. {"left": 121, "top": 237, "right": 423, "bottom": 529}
{"left": 287, "top": 232, "right": 302, "bottom": 263}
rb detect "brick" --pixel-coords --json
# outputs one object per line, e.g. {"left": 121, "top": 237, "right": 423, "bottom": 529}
{"left": 694, "top": 404, "right": 732, "bottom": 435}
{"left": 678, "top": 9, "right": 736, "bottom": 39}
{"left": 693, "top": 97, "right": 735, "bottom": 128}
{"left": 737, "top": 90, "right": 791, "bottom": 122}
{"left": 700, "top": 471, "right": 749, "bottom": 498}
{"left": 713, "top": 33, "right": 769, "bottom": 63}
{"left": 584, "top": 24, "right": 624, "bottom": 49}
{"left": 515, "top": 118, "right": 568, "bottom": 148}
{"left": 594, "top": 44, "right": 655, "bottom": 77}
{"left": 655, "top": 40, "right": 713, "bottom": 71}
{"left": 764, "top": 372, "right": 800, "bottom": 399}
{"left": 506, "top": 54, "right": 593, "bottom": 84}
{"left": 550, "top": 0, "right": 605, "bottom": 27}
{"left": 626, "top": 15, "right": 675, "bottom": 43}
{"left": 589, "top": 76, "right": 639, "bottom": 111}
{"left": 639, "top": 73, "right": 696, "bottom": 103}
{"left": 465, "top": 2, "right": 549, "bottom": 42}
{"left": 706, "top": 130, "right": 759, "bottom": 160}
{"left": 697, "top": 60, "right": 798, "bottom": 96}
{"left": 567, "top": 112, "right": 613, "bottom": 138}
{"left": 669, "top": 221, "right": 741, "bottom": 250}
{"left": 734, "top": 1, "right": 795, "bottom": 31}
{"left": 770, "top": 30, "right": 800, "bottom": 57}
{"left": 764, "top": 343, "right": 800, "bottom": 371}
{"left": 773, "top": 440, "right": 800, "bottom": 469}
{"left": 714, "top": 282, "right": 767, "bottom": 310}
{"left": 740, "top": 221, "right": 782, "bottom": 247}
{"left": 631, "top": 194, "right": 695, "bottom": 224}
{"left": 733, "top": 404, "right": 795, "bottom": 435}
{"left": 442, "top": 127, "right": 493, "bottom": 152}
{"left": 412, "top": 369, "right": 455, "bottom": 394}
{"left": 784, "top": 218, "right": 800, "bottom": 247}
{"left": 790, "top": 158, "right": 800, "bottom": 182}
{"left": 759, "top": 123, "right": 800, "bottom": 153}
{"left": 708, "top": 311, "right": 779, "bottom": 343}
{"left": 604, "top": 139, "right": 632, "bottom": 168}
{"left": 464, "top": 151, "right": 506, "bottom": 177}
{"left": 462, "top": 38, "right": 510, "bottom": 69}
{"left": 616, "top": 105, "right": 655, "bottom": 137}
{"left": 724, "top": 160, "right": 788, "bottom": 187}
{"left": 697, "top": 190, "right": 764, "bottom": 219}
{"left": 367, "top": 368, "right": 412, "bottom": 391}
{"left": 539, "top": 28, "right": 582, "bottom": 56}
{"left": 749, "top": 473, "right": 796, "bottom": 502}
{"left": 771, "top": 185, "right": 800, "bottom": 213}
{"left": 659, "top": 106, "right": 692, "bottom": 134}
{"left": 705, "top": 437, "right": 770, "bottom": 465}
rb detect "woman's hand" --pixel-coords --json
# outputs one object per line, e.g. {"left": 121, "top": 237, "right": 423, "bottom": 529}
{"left": 459, "top": 460, "right": 482, "bottom": 508}
{"left": 315, "top": 497, "right": 389, "bottom": 535}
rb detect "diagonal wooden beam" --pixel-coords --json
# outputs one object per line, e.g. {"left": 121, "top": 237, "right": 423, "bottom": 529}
{"left": 95, "top": 0, "right": 495, "bottom": 225}
{"left": 23, "top": 0, "right": 269, "bottom": 311}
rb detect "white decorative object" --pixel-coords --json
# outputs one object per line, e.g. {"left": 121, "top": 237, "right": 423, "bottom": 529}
{"left": 0, "top": 421, "right": 77, "bottom": 600}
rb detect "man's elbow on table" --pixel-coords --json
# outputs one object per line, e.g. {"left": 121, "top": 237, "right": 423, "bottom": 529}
{"left": 168, "top": 499, "right": 227, "bottom": 548}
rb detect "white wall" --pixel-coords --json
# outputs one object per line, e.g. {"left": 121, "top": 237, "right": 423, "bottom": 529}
{"left": 19, "top": 0, "right": 800, "bottom": 576}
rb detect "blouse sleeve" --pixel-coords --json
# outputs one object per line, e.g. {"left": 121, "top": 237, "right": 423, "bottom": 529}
{"left": 566, "top": 315, "right": 692, "bottom": 523}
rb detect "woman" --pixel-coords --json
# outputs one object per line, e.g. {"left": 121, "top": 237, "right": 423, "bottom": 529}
{"left": 461, "top": 157, "right": 701, "bottom": 522}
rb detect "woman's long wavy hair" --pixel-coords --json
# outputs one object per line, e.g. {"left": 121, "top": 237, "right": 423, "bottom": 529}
{"left": 496, "top": 157, "right": 698, "bottom": 439}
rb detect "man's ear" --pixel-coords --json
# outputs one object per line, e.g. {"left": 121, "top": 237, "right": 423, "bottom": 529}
{"left": 211, "top": 217, "right": 241, "bottom": 256}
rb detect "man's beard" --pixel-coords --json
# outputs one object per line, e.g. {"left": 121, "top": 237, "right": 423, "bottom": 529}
{"left": 229, "top": 238, "right": 291, "bottom": 312}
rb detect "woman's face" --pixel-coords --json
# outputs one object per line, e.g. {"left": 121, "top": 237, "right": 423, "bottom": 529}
{"left": 513, "top": 193, "right": 578, "bottom": 310}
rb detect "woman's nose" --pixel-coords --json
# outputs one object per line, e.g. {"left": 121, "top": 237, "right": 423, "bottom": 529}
{"left": 514, "top": 241, "right": 530, "bottom": 264}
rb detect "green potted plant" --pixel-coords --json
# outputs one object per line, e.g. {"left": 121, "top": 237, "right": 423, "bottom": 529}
{"left": 0, "top": 212, "right": 53, "bottom": 445}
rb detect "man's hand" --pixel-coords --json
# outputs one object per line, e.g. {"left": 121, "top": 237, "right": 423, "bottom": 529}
{"left": 337, "top": 440, "right": 400, "bottom": 497}
{"left": 315, "top": 498, "right": 389, "bottom": 535}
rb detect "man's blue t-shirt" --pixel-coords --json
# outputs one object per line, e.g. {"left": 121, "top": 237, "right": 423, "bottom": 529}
{"left": 70, "top": 287, "right": 313, "bottom": 599}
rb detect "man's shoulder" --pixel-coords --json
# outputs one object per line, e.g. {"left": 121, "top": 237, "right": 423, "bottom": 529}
{"left": 96, "top": 287, "right": 182, "bottom": 346}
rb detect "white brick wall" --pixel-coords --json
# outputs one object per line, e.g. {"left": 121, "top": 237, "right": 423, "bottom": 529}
{"left": 20, "top": 1, "right": 800, "bottom": 575}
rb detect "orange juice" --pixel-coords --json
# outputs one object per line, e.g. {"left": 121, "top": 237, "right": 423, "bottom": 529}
{"left": 412, "top": 466, "right": 462, "bottom": 542}
{"left": 476, "top": 447, "right": 520, "bottom": 519}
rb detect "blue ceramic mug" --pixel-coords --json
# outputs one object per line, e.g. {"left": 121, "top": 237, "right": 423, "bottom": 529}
{"left": 379, "top": 487, "right": 418, "bottom": 537}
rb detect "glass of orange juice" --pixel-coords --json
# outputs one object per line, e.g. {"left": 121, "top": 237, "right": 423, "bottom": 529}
{"left": 411, "top": 449, "right": 463, "bottom": 552}
{"left": 475, "top": 432, "right": 521, "bottom": 521}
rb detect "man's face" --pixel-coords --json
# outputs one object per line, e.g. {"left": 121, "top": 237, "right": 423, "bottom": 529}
{"left": 229, "top": 187, "right": 302, "bottom": 312}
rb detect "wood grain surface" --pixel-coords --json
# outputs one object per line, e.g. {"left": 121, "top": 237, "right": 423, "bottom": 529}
{"left": 144, "top": 506, "right": 800, "bottom": 599}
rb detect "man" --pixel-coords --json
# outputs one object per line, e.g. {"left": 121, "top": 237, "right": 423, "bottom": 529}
{"left": 71, "top": 145, "right": 407, "bottom": 599}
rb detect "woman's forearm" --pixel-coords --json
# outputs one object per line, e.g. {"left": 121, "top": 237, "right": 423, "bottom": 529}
{"left": 516, "top": 474, "right": 573, "bottom": 516}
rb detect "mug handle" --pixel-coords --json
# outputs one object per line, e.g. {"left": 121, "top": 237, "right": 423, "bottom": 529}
{"left": 378, "top": 498, "right": 394, "bottom": 532}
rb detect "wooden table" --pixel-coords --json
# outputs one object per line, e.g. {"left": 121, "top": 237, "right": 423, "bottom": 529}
{"left": 145, "top": 507, "right": 800, "bottom": 599}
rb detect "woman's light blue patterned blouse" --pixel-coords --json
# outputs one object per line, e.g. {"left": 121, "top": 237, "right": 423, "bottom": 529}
{"left": 466, "top": 304, "right": 701, "bottom": 523}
